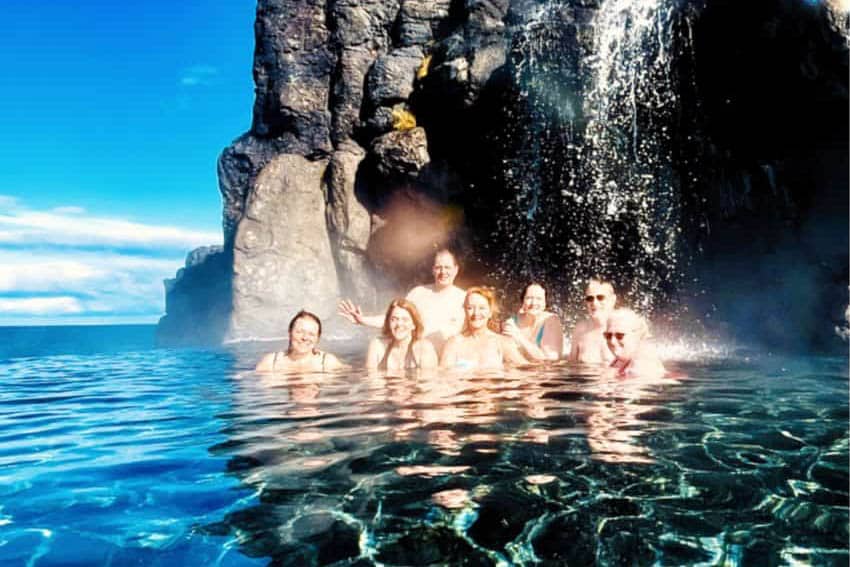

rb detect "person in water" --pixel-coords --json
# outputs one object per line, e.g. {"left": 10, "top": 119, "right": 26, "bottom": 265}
{"left": 501, "top": 282, "right": 563, "bottom": 361}
{"left": 605, "top": 308, "right": 666, "bottom": 378}
{"left": 255, "top": 310, "right": 344, "bottom": 373}
{"left": 440, "top": 287, "right": 527, "bottom": 370}
{"left": 366, "top": 298, "right": 438, "bottom": 372}
{"left": 568, "top": 278, "right": 617, "bottom": 364}
{"left": 339, "top": 248, "right": 466, "bottom": 350}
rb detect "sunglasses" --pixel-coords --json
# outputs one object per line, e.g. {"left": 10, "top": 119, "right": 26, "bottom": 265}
{"left": 603, "top": 332, "right": 627, "bottom": 341}
{"left": 585, "top": 294, "right": 607, "bottom": 302}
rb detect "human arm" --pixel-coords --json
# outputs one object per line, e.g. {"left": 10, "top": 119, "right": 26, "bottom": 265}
{"left": 365, "top": 338, "right": 385, "bottom": 369}
{"left": 338, "top": 299, "right": 384, "bottom": 328}
{"left": 567, "top": 322, "right": 584, "bottom": 362}
{"left": 539, "top": 315, "right": 564, "bottom": 360}
{"left": 501, "top": 336, "right": 532, "bottom": 367}
{"left": 502, "top": 316, "right": 549, "bottom": 362}
{"left": 321, "top": 352, "right": 347, "bottom": 371}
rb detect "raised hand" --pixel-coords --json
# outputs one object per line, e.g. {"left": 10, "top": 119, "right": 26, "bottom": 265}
{"left": 502, "top": 317, "right": 521, "bottom": 340}
{"left": 338, "top": 299, "right": 364, "bottom": 325}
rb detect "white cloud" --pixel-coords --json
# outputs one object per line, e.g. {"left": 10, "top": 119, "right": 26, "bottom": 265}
{"left": 0, "top": 297, "right": 83, "bottom": 315}
{"left": 0, "top": 208, "right": 220, "bottom": 250}
{"left": 0, "top": 249, "right": 188, "bottom": 318}
{"left": 51, "top": 206, "right": 86, "bottom": 215}
{"left": 0, "top": 198, "right": 221, "bottom": 321}
{"left": 0, "top": 251, "right": 181, "bottom": 293}
{"left": 179, "top": 65, "right": 220, "bottom": 87}
{"left": 0, "top": 195, "right": 20, "bottom": 210}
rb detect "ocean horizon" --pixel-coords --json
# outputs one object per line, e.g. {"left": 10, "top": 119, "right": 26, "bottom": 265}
{"left": 0, "top": 324, "right": 158, "bottom": 360}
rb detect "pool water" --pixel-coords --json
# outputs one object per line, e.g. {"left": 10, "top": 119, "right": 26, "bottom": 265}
{"left": 0, "top": 327, "right": 847, "bottom": 566}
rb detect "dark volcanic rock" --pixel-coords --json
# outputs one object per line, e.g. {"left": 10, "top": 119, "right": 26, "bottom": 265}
{"left": 251, "top": 0, "right": 334, "bottom": 153}
{"left": 156, "top": 246, "right": 231, "bottom": 346}
{"left": 159, "top": 0, "right": 848, "bottom": 350}
{"left": 370, "top": 126, "right": 430, "bottom": 179}
{"left": 324, "top": 140, "right": 377, "bottom": 305}
{"left": 230, "top": 153, "right": 338, "bottom": 340}
{"left": 396, "top": 0, "right": 453, "bottom": 46}
{"left": 366, "top": 46, "right": 425, "bottom": 107}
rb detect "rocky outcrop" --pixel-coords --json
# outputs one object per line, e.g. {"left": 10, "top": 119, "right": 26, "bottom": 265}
{"left": 158, "top": 0, "right": 848, "bottom": 353}
{"left": 161, "top": 0, "right": 508, "bottom": 342}
{"left": 324, "top": 140, "right": 374, "bottom": 304}
{"left": 156, "top": 246, "right": 231, "bottom": 345}
{"left": 230, "top": 154, "right": 338, "bottom": 340}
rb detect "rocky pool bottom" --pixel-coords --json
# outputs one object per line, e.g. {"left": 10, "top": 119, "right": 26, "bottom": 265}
{"left": 0, "top": 327, "right": 847, "bottom": 566}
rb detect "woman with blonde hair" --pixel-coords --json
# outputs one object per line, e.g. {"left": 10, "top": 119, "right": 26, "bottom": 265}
{"left": 440, "top": 287, "right": 527, "bottom": 370}
{"left": 366, "top": 298, "right": 438, "bottom": 371}
{"left": 605, "top": 308, "right": 666, "bottom": 378}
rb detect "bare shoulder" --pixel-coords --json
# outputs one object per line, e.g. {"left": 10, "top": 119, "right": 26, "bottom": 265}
{"left": 406, "top": 285, "right": 430, "bottom": 300}
{"left": 572, "top": 319, "right": 592, "bottom": 335}
{"left": 322, "top": 352, "right": 346, "bottom": 370}
{"left": 255, "top": 352, "right": 278, "bottom": 372}
{"left": 543, "top": 312, "right": 562, "bottom": 327}
{"left": 442, "top": 334, "right": 463, "bottom": 351}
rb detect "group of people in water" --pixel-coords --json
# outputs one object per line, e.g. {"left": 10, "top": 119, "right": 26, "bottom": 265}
{"left": 256, "top": 249, "right": 667, "bottom": 378}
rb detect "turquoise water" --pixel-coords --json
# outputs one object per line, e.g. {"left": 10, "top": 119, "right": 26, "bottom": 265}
{"left": 0, "top": 326, "right": 847, "bottom": 566}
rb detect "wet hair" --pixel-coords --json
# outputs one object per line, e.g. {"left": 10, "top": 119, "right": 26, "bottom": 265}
{"left": 587, "top": 276, "right": 615, "bottom": 296}
{"left": 287, "top": 310, "right": 322, "bottom": 354}
{"left": 433, "top": 248, "right": 458, "bottom": 268}
{"left": 381, "top": 298, "right": 425, "bottom": 342}
{"left": 462, "top": 286, "right": 501, "bottom": 334}
{"left": 606, "top": 308, "right": 650, "bottom": 338}
{"left": 520, "top": 282, "right": 547, "bottom": 305}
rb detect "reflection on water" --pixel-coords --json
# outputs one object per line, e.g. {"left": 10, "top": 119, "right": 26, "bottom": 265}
{"left": 0, "top": 337, "right": 845, "bottom": 565}
{"left": 213, "top": 354, "right": 849, "bottom": 565}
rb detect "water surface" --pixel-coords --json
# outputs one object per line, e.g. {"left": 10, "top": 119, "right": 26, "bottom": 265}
{"left": 0, "top": 327, "right": 846, "bottom": 565}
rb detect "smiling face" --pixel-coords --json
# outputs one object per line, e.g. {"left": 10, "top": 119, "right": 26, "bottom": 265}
{"left": 432, "top": 251, "right": 459, "bottom": 289}
{"left": 521, "top": 284, "right": 546, "bottom": 316}
{"left": 604, "top": 310, "right": 646, "bottom": 361}
{"left": 464, "top": 292, "right": 492, "bottom": 332}
{"left": 388, "top": 306, "right": 415, "bottom": 342}
{"left": 584, "top": 280, "right": 616, "bottom": 323}
{"left": 289, "top": 316, "right": 320, "bottom": 356}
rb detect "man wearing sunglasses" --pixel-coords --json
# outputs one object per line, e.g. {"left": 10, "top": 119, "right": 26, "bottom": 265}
{"left": 568, "top": 278, "right": 617, "bottom": 364}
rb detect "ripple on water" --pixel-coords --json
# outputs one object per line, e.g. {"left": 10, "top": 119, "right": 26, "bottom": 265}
{"left": 0, "top": 348, "right": 846, "bottom": 565}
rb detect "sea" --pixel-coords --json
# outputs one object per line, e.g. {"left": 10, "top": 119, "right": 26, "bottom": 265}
{"left": 0, "top": 325, "right": 847, "bottom": 566}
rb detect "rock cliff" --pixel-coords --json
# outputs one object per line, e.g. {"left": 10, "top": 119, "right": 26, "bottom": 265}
{"left": 158, "top": 0, "right": 848, "bottom": 351}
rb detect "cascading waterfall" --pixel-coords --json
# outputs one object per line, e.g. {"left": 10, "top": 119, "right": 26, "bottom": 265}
{"left": 580, "top": 0, "right": 686, "bottom": 312}
{"left": 489, "top": 0, "right": 695, "bottom": 316}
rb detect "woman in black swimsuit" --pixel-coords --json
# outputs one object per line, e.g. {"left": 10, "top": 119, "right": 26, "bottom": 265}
{"left": 255, "top": 310, "right": 344, "bottom": 373}
{"left": 366, "top": 299, "right": 438, "bottom": 372}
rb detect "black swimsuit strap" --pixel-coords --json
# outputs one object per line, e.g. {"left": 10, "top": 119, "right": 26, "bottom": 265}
{"left": 379, "top": 341, "right": 419, "bottom": 370}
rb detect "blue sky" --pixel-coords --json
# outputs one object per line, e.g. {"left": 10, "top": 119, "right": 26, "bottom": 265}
{"left": 0, "top": 0, "right": 255, "bottom": 325}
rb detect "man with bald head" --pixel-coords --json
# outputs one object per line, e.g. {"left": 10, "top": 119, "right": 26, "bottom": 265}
{"left": 568, "top": 278, "right": 617, "bottom": 364}
{"left": 338, "top": 249, "right": 466, "bottom": 351}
